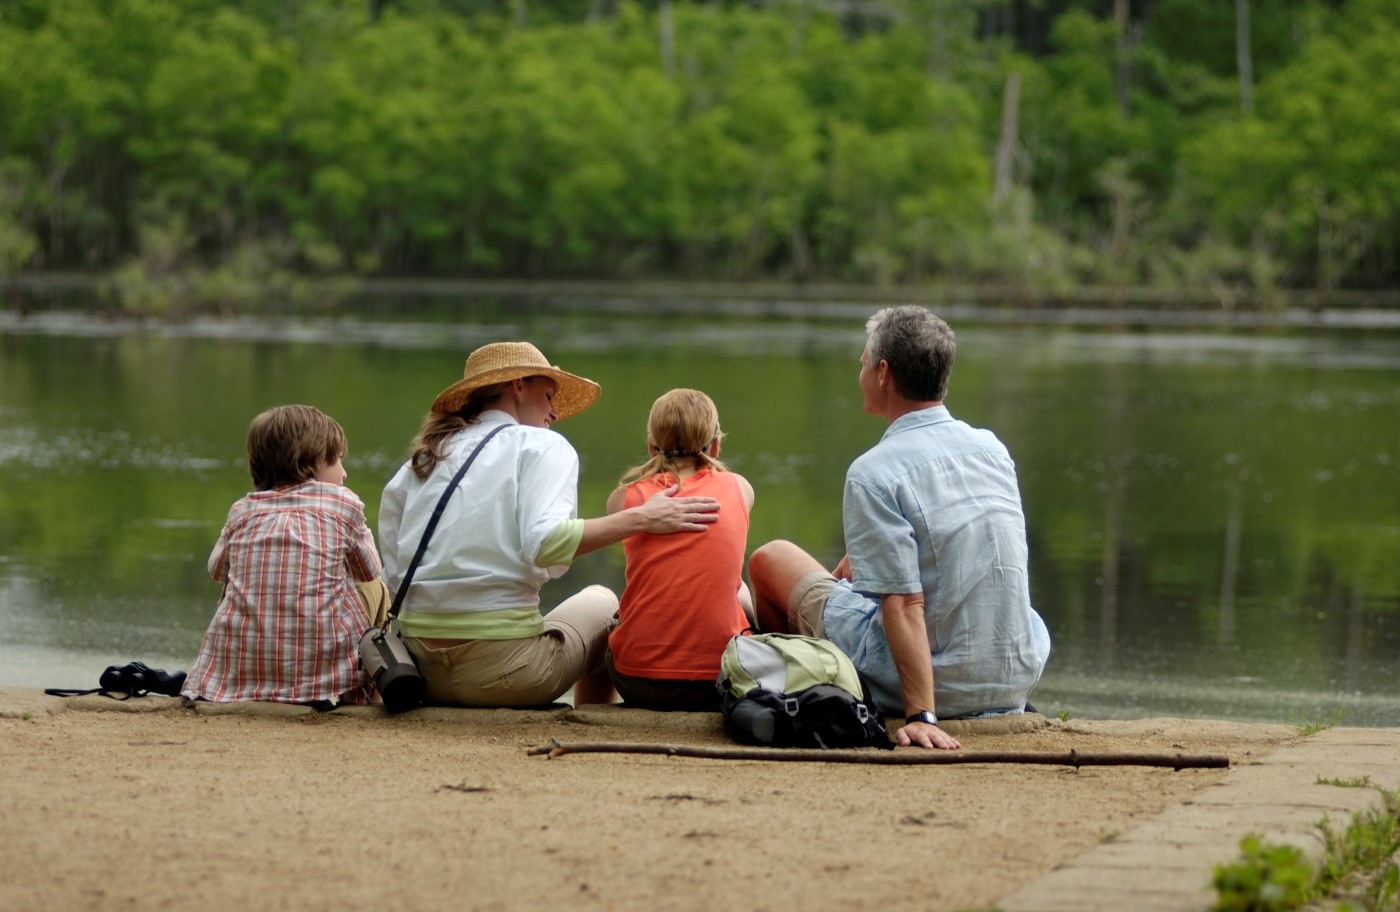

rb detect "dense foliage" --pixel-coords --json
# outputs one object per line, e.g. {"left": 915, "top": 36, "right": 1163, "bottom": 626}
{"left": 1, "top": 0, "right": 1398, "bottom": 309}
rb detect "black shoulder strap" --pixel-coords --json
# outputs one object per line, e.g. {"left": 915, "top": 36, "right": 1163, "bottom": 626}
{"left": 43, "top": 687, "right": 129, "bottom": 700}
{"left": 387, "top": 423, "right": 508, "bottom": 622}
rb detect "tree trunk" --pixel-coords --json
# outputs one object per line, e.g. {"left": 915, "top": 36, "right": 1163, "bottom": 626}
{"left": 1235, "top": 0, "right": 1255, "bottom": 115}
{"left": 927, "top": 0, "right": 946, "bottom": 77}
{"left": 1315, "top": 198, "right": 1333, "bottom": 310}
{"left": 994, "top": 71, "right": 1022, "bottom": 207}
{"left": 789, "top": 0, "right": 812, "bottom": 56}
{"left": 790, "top": 222, "right": 810, "bottom": 283}
{"left": 659, "top": 0, "right": 675, "bottom": 81}
{"left": 586, "top": 0, "right": 615, "bottom": 23}
{"left": 1114, "top": 0, "right": 1131, "bottom": 117}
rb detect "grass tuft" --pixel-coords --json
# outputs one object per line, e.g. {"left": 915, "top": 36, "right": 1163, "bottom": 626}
{"left": 1213, "top": 787, "right": 1400, "bottom": 912}
{"left": 1295, "top": 709, "right": 1347, "bottom": 736}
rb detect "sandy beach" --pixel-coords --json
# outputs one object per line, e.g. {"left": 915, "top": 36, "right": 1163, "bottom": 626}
{"left": 3, "top": 687, "right": 1394, "bottom": 912}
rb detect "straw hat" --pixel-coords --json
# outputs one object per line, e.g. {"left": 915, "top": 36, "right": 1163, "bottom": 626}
{"left": 430, "top": 341, "right": 601, "bottom": 419}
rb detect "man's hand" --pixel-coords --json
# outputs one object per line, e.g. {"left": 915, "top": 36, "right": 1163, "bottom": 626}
{"left": 832, "top": 554, "right": 853, "bottom": 581}
{"left": 638, "top": 484, "right": 720, "bottom": 533}
{"left": 896, "top": 720, "right": 961, "bottom": 751}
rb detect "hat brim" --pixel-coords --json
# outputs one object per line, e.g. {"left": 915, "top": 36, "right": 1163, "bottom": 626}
{"left": 431, "top": 365, "right": 601, "bottom": 420}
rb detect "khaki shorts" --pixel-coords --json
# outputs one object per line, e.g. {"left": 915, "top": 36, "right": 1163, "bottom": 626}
{"left": 789, "top": 570, "right": 838, "bottom": 638}
{"left": 355, "top": 578, "right": 393, "bottom": 629}
{"left": 405, "top": 585, "right": 618, "bottom": 708}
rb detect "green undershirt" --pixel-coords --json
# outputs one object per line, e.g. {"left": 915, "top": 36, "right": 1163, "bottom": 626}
{"left": 399, "top": 607, "right": 545, "bottom": 639}
{"left": 396, "top": 519, "right": 585, "bottom": 640}
{"left": 537, "top": 518, "right": 584, "bottom": 567}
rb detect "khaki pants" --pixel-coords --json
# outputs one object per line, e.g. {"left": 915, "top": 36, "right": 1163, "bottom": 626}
{"left": 404, "top": 585, "right": 618, "bottom": 708}
{"left": 356, "top": 578, "right": 393, "bottom": 629}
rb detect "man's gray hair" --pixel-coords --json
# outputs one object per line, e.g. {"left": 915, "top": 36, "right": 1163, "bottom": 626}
{"left": 864, "top": 305, "right": 956, "bottom": 402}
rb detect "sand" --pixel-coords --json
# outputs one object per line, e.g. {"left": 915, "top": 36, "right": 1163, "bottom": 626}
{"left": 0, "top": 689, "right": 1305, "bottom": 912}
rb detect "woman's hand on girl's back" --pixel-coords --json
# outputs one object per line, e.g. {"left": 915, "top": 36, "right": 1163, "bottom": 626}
{"left": 639, "top": 484, "right": 721, "bottom": 533}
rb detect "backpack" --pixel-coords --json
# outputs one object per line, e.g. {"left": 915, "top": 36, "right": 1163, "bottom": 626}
{"left": 716, "top": 633, "right": 893, "bottom": 750}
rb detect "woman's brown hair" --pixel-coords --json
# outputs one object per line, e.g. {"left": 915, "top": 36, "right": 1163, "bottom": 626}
{"left": 408, "top": 381, "right": 511, "bottom": 480}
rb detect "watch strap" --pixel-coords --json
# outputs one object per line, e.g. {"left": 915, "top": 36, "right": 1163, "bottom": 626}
{"left": 905, "top": 710, "right": 938, "bottom": 726}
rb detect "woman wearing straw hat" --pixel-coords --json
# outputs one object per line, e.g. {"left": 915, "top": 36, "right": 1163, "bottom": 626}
{"left": 378, "top": 341, "right": 720, "bottom": 708}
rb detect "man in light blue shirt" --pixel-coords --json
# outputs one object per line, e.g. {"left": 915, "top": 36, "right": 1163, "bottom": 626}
{"left": 749, "top": 306, "right": 1050, "bottom": 751}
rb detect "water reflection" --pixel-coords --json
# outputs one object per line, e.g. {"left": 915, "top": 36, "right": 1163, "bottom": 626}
{"left": 1, "top": 301, "right": 1397, "bottom": 725}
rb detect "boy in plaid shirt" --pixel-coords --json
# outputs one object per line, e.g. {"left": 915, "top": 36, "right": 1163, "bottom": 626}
{"left": 183, "top": 405, "right": 391, "bottom": 707}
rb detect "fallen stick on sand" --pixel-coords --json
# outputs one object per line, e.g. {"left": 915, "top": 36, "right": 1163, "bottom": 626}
{"left": 526, "top": 738, "right": 1229, "bottom": 769}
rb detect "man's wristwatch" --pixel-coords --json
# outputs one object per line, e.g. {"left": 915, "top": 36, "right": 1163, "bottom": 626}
{"left": 905, "top": 711, "right": 938, "bottom": 726}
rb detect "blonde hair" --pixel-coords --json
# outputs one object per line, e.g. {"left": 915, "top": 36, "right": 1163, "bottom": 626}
{"left": 246, "top": 405, "right": 347, "bottom": 491}
{"left": 618, "top": 389, "right": 728, "bottom": 491}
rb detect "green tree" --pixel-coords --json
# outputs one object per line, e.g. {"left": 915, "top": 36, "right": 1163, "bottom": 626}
{"left": 1175, "top": 0, "right": 1400, "bottom": 294}
{"left": 129, "top": 9, "right": 293, "bottom": 248}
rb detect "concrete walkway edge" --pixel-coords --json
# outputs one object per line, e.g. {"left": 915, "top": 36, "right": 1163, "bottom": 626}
{"left": 997, "top": 727, "right": 1400, "bottom": 912}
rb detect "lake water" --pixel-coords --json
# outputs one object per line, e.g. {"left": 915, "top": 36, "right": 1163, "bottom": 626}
{"left": 2, "top": 293, "right": 1397, "bottom": 725}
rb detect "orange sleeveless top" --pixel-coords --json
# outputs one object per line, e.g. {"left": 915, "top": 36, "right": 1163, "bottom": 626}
{"left": 607, "top": 468, "right": 751, "bottom": 680}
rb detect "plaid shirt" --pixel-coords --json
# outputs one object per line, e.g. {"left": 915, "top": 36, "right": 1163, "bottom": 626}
{"left": 183, "top": 481, "right": 382, "bottom": 705}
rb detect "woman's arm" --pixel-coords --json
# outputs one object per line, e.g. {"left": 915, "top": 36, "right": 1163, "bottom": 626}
{"left": 573, "top": 484, "right": 720, "bottom": 558}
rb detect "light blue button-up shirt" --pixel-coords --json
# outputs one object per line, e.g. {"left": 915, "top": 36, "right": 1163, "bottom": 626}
{"left": 822, "top": 405, "right": 1051, "bottom": 718}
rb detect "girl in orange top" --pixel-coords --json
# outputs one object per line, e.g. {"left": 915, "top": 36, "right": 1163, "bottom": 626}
{"left": 605, "top": 389, "right": 755, "bottom": 711}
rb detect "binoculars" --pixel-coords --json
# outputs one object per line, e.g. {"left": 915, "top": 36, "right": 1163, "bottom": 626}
{"left": 358, "top": 628, "right": 425, "bottom": 714}
{"left": 100, "top": 661, "right": 187, "bottom": 697}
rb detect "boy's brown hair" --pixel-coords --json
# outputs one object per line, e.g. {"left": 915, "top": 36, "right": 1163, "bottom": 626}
{"left": 246, "top": 405, "right": 347, "bottom": 491}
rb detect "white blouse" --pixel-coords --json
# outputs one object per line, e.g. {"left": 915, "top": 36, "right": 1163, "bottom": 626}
{"left": 378, "top": 410, "right": 579, "bottom": 628}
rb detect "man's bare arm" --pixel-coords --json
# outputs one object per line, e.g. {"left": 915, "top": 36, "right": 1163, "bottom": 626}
{"left": 880, "top": 592, "right": 961, "bottom": 751}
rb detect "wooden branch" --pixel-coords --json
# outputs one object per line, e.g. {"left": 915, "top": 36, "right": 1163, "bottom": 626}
{"left": 526, "top": 739, "right": 1228, "bottom": 770}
